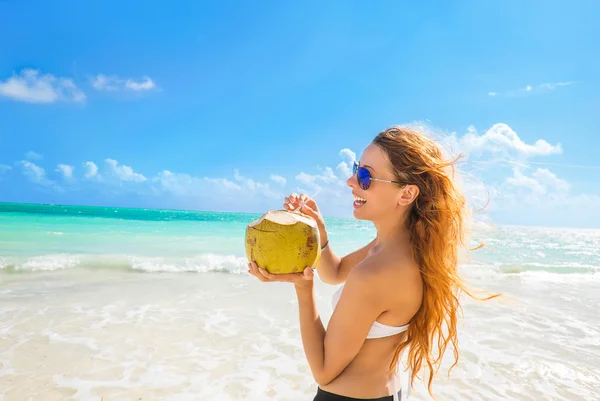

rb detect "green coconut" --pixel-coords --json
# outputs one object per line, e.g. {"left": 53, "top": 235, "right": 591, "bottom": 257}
{"left": 245, "top": 210, "right": 321, "bottom": 274}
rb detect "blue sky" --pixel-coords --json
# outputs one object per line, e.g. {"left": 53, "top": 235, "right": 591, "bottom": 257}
{"left": 1, "top": 0, "right": 599, "bottom": 228}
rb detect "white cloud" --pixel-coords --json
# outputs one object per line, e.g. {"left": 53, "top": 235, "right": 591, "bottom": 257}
{"left": 10, "top": 123, "right": 596, "bottom": 227}
{"left": 495, "top": 166, "right": 598, "bottom": 228}
{"left": 0, "top": 69, "right": 85, "bottom": 103}
{"left": 19, "top": 160, "right": 46, "bottom": 183}
{"left": 502, "top": 167, "right": 573, "bottom": 210}
{"left": 270, "top": 174, "right": 286, "bottom": 186}
{"left": 506, "top": 168, "right": 547, "bottom": 195}
{"left": 336, "top": 162, "right": 352, "bottom": 179}
{"left": 288, "top": 149, "right": 359, "bottom": 215}
{"left": 105, "top": 158, "right": 147, "bottom": 182}
{"left": 92, "top": 75, "right": 120, "bottom": 91}
{"left": 125, "top": 78, "right": 155, "bottom": 91}
{"left": 492, "top": 190, "right": 600, "bottom": 228}
{"left": 56, "top": 164, "right": 74, "bottom": 179}
{"left": 322, "top": 167, "right": 339, "bottom": 182}
{"left": 83, "top": 161, "right": 100, "bottom": 180}
{"left": 153, "top": 170, "right": 247, "bottom": 200}
{"left": 532, "top": 168, "right": 570, "bottom": 192}
{"left": 18, "top": 160, "right": 60, "bottom": 191}
{"left": 205, "top": 177, "right": 242, "bottom": 191}
{"left": 153, "top": 170, "right": 278, "bottom": 212}
{"left": 457, "top": 123, "right": 562, "bottom": 157}
{"left": 334, "top": 148, "right": 356, "bottom": 180}
{"left": 153, "top": 170, "right": 204, "bottom": 196}
{"left": 152, "top": 168, "right": 289, "bottom": 213}
{"left": 25, "top": 151, "right": 43, "bottom": 160}
{"left": 295, "top": 167, "right": 342, "bottom": 191}
{"left": 539, "top": 81, "right": 579, "bottom": 90}
{"left": 296, "top": 172, "right": 317, "bottom": 187}
{"left": 0, "top": 164, "right": 12, "bottom": 173}
{"left": 296, "top": 149, "right": 357, "bottom": 189}
{"left": 339, "top": 148, "right": 356, "bottom": 164}
{"left": 93, "top": 74, "right": 156, "bottom": 92}
{"left": 491, "top": 81, "right": 579, "bottom": 97}
{"left": 233, "top": 169, "right": 282, "bottom": 199}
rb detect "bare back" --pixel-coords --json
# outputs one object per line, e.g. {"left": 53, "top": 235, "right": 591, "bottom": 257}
{"left": 320, "top": 243, "right": 423, "bottom": 398}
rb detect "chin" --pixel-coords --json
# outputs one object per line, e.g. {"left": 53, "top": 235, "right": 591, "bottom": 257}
{"left": 352, "top": 206, "right": 369, "bottom": 221}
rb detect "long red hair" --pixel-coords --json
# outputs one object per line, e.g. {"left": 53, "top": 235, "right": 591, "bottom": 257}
{"left": 373, "top": 126, "right": 499, "bottom": 398}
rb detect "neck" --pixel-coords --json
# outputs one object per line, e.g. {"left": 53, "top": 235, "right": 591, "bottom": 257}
{"left": 372, "top": 211, "right": 411, "bottom": 249}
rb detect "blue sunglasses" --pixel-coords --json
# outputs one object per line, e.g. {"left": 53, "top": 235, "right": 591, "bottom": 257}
{"left": 352, "top": 161, "right": 403, "bottom": 190}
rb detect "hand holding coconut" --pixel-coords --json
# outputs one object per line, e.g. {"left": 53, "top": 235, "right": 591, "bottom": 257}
{"left": 283, "top": 193, "right": 328, "bottom": 247}
{"left": 247, "top": 260, "right": 314, "bottom": 288}
{"left": 245, "top": 193, "right": 328, "bottom": 285}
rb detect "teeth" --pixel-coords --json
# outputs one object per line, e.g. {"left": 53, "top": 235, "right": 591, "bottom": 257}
{"left": 353, "top": 195, "right": 367, "bottom": 202}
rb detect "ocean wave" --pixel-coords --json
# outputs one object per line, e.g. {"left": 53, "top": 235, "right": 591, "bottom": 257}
{"left": 502, "top": 270, "right": 600, "bottom": 283}
{"left": 2, "top": 253, "right": 599, "bottom": 280}
{"left": 0, "top": 254, "right": 81, "bottom": 272}
{"left": 129, "top": 254, "right": 247, "bottom": 273}
{"left": 461, "top": 262, "right": 600, "bottom": 282}
{"left": 495, "top": 262, "right": 599, "bottom": 275}
{"left": 0, "top": 253, "right": 248, "bottom": 274}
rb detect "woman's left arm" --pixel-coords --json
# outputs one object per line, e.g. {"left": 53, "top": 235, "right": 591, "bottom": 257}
{"left": 250, "top": 260, "right": 387, "bottom": 386}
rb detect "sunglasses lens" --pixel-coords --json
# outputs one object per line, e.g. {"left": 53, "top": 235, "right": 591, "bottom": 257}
{"left": 357, "top": 167, "right": 371, "bottom": 190}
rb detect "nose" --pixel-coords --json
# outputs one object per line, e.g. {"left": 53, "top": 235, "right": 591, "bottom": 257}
{"left": 346, "top": 172, "right": 358, "bottom": 189}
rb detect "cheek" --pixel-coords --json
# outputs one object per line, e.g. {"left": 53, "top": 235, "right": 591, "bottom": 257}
{"left": 367, "top": 190, "right": 397, "bottom": 210}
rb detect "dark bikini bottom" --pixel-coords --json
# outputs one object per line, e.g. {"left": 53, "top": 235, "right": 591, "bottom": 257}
{"left": 313, "top": 387, "right": 401, "bottom": 401}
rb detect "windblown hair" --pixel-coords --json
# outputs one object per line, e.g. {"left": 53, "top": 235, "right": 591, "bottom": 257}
{"left": 372, "top": 125, "right": 498, "bottom": 398}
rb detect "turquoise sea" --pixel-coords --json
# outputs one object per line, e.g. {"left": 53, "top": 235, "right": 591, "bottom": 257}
{"left": 1, "top": 202, "right": 598, "bottom": 276}
{"left": 1, "top": 202, "right": 599, "bottom": 400}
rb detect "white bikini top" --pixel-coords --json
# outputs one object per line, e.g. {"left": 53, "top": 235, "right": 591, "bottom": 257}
{"left": 331, "top": 284, "right": 412, "bottom": 400}
{"left": 331, "top": 284, "right": 409, "bottom": 339}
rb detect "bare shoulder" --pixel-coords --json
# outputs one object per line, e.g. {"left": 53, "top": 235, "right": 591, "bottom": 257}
{"left": 345, "top": 247, "right": 422, "bottom": 309}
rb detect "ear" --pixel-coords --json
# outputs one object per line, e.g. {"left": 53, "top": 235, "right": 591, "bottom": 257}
{"left": 397, "top": 184, "right": 419, "bottom": 206}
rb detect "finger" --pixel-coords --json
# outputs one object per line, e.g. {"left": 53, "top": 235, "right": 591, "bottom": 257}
{"left": 253, "top": 263, "right": 279, "bottom": 282}
{"left": 258, "top": 267, "right": 275, "bottom": 281}
{"left": 300, "top": 204, "right": 318, "bottom": 219}
{"left": 303, "top": 267, "right": 315, "bottom": 280}
{"left": 250, "top": 262, "right": 269, "bottom": 282}
{"left": 258, "top": 268, "right": 302, "bottom": 283}
{"left": 286, "top": 193, "right": 299, "bottom": 204}
{"left": 263, "top": 272, "right": 303, "bottom": 282}
{"left": 296, "top": 194, "right": 318, "bottom": 212}
{"left": 304, "top": 198, "right": 318, "bottom": 211}
{"left": 248, "top": 267, "right": 266, "bottom": 281}
{"left": 286, "top": 272, "right": 307, "bottom": 282}
{"left": 284, "top": 194, "right": 300, "bottom": 210}
{"left": 259, "top": 268, "right": 303, "bottom": 283}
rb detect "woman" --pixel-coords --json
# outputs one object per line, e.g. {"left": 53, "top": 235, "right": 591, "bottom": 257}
{"left": 248, "top": 125, "right": 493, "bottom": 400}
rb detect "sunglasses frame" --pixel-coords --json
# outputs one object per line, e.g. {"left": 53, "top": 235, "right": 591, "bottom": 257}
{"left": 352, "top": 161, "right": 404, "bottom": 190}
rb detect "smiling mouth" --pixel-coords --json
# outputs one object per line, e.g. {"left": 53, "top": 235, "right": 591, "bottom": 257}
{"left": 353, "top": 194, "right": 367, "bottom": 206}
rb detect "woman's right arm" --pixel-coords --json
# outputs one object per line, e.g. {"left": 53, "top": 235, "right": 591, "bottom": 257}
{"left": 284, "top": 193, "right": 375, "bottom": 285}
{"left": 317, "top": 238, "right": 376, "bottom": 284}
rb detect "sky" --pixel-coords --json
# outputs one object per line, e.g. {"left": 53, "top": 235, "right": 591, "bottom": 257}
{"left": 1, "top": 0, "right": 599, "bottom": 228}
